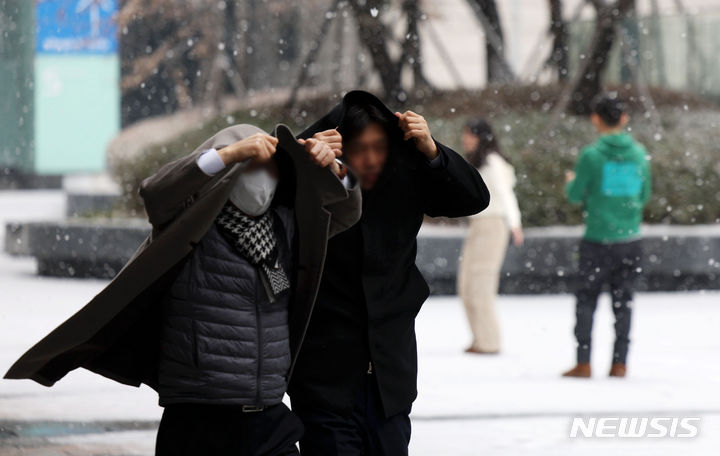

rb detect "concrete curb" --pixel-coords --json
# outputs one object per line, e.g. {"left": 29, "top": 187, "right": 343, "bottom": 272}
{"left": 5, "top": 220, "right": 720, "bottom": 293}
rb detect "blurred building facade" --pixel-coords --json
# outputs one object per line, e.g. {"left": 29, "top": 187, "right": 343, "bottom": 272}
{"left": 0, "top": 2, "right": 34, "bottom": 176}
{"left": 4, "top": 0, "right": 720, "bottom": 178}
{"left": 0, "top": 0, "right": 119, "bottom": 178}
{"left": 421, "top": 0, "right": 720, "bottom": 92}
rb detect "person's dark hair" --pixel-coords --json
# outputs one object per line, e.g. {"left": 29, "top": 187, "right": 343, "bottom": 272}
{"left": 339, "top": 103, "right": 393, "bottom": 143}
{"left": 464, "top": 118, "right": 507, "bottom": 168}
{"left": 591, "top": 95, "right": 626, "bottom": 127}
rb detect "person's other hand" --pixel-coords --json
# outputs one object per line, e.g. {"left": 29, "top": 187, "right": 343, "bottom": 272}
{"left": 298, "top": 138, "right": 336, "bottom": 168}
{"left": 217, "top": 133, "right": 278, "bottom": 165}
{"left": 511, "top": 227, "right": 524, "bottom": 247}
{"left": 565, "top": 170, "right": 576, "bottom": 183}
{"left": 312, "top": 129, "right": 343, "bottom": 158}
{"left": 395, "top": 111, "right": 438, "bottom": 160}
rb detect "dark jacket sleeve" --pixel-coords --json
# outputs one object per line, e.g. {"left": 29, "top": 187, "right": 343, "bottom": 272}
{"left": 138, "top": 150, "right": 217, "bottom": 232}
{"left": 420, "top": 141, "right": 490, "bottom": 218}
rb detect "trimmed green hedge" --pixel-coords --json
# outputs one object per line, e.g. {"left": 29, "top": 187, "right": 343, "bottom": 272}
{"left": 425, "top": 109, "right": 720, "bottom": 227}
{"left": 113, "top": 88, "right": 720, "bottom": 226}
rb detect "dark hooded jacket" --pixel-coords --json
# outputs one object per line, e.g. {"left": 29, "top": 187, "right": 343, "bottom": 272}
{"left": 287, "top": 91, "right": 490, "bottom": 417}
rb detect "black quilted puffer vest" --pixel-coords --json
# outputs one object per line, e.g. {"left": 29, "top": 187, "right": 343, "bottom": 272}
{"left": 157, "top": 206, "right": 294, "bottom": 407}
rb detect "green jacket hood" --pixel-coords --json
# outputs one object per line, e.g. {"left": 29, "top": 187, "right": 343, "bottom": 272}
{"left": 595, "top": 133, "right": 639, "bottom": 160}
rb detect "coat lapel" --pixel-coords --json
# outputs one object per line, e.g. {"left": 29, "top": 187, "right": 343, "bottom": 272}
{"left": 274, "top": 125, "right": 336, "bottom": 369}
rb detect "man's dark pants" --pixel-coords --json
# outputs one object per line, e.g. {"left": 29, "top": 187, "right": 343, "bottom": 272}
{"left": 293, "top": 371, "right": 412, "bottom": 456}
{"left": 155, "top": 403, "right": 303, "bottom": 456}
{"left": 574, "top": 239, "right": 643, "bottom": 365}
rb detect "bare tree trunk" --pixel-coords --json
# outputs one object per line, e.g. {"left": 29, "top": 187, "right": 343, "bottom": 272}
{"left": 618, "top": 0, "right": 639, "bottom": 83}
{"left": 647, "top": 0, "right": 666, "bottom": 86}
{"left": 222, "top": 0, "right": 246, "bottom": 97}
{"left": 402, "top": 0, "right": 432, "bottom": 94}
{"left": 285, "top": 0, "right": 342, "bottom": 109}
{"left": 348, "top": 0, "right": 405, "bottom": 102}
{"left": 569, "top": 0, "right": 635, "bottom": 115}
{"left": 547, "top": 0, "right": 569, "bottom": 81}
{"left": 467, "top": 0, "right": 514, "bottom": 83}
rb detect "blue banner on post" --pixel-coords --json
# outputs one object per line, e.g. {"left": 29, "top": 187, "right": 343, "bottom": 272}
{"left": 36, "top": 0, "right": 118, "bottom": 54}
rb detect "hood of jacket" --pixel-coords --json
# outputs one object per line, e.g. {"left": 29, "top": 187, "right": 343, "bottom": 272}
{"left": 299, "top": 90, "right": 400, "bottom": 140}
{"left": 298, "top": 90, "right": 424, "bottom": 192}
{"left": 595, "top": 132, "right": 641, "bottom": 161}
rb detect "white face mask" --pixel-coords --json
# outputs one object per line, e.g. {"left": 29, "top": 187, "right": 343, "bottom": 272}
{"left": 228, "top": 168, "right": 278, "bottom": 216}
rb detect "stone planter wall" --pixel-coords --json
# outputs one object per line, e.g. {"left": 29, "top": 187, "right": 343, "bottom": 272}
{"left": 6, "top": 220, "right": 720, "bottom": 293}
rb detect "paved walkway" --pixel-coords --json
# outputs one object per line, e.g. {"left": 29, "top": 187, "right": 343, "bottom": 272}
{"left": 0, "top": 191, "right": 718, "bottom": 455}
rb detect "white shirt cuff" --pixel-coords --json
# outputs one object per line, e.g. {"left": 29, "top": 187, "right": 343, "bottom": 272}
{"left": 336, "top": 159, "right": 354, "bottom": 189}
{"left": 196, "top": 148, "right": 226, "bottom": 176}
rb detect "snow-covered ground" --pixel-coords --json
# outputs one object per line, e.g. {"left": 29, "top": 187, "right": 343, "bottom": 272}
{"left": 0, "top": 190, "right": 718, "bottom": 455}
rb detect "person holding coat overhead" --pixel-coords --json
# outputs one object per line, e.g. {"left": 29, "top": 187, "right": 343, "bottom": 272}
{"left": 5, "top": 123, "right": 361, "bottom": 456}
{"left": 288, "top": 91, "right": 490, "bottom": 456}
{"left": 458, "top": 118, "right": 523, "bottom": 355}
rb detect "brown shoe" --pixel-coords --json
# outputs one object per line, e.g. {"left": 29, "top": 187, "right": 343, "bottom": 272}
{"left": 465, "top": 346, "right": 499, "bottom": 355}
{"left": 562, "top": 363, "right": 591, "bottom": 378}
{"left": 609, "top": 363, "right": 626, "bottom": 378}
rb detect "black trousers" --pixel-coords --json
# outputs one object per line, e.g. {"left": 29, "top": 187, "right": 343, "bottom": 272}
{"left": 292, "top": 372, "right": 412, "bottom": 456}
{"left": 574, "top": 239, "right": 642, "bottom": 365}
{"left": 155, "top": 403, "right": 303, "bottom": 456}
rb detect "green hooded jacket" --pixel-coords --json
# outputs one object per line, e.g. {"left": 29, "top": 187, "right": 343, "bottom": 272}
{"left": 566, "top": 132, "right": 652, "bottom": 243}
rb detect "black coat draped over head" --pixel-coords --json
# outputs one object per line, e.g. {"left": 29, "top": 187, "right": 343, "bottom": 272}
{"left": 287, "top": 91, "right": 490, "bottom": 417}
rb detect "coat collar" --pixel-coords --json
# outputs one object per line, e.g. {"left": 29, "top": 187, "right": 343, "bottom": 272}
{"left": 274, "top": 124, "right": 349, "bottom": 207}
{"left": 297, "top": 91, "right": 423, "bottom": 194}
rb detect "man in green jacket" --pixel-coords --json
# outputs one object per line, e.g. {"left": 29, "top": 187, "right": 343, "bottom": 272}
{"left": 562, "top": 96, "right": 652, "bottom": 379}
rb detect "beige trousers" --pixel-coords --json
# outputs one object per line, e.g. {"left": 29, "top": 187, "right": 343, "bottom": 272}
{"left": 457, "top": 216, "right": 509, "bottom": 352}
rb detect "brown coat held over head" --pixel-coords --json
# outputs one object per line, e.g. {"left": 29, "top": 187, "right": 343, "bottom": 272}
{"left": 4, "top": 124, "right": 362, "bottom": 389}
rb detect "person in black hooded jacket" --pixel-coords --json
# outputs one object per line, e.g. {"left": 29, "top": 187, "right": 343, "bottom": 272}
{"left": 288, "top": 91, "right": 490, "bottom": 455}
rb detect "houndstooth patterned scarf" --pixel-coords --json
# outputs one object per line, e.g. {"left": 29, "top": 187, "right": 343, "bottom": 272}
{"left": 214, "top": 203, "right": 291, "bottom": 299}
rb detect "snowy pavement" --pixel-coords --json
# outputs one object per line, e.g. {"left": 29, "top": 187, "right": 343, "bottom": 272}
{"left": 0, "top": 190, "right": 719, "bottom": 455}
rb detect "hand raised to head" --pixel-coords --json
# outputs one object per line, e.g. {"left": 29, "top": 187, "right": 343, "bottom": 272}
{"left": 217, "top": 133, "right": 278, "bottom": 165}
{"left": 395, "top": 111, "right": 438, "bottom": 160}
{"left": 298, "top": 137, "right": 337, "bottom": 169}
{"left": 310, "top": 129, "right": 343, "bottom": 158}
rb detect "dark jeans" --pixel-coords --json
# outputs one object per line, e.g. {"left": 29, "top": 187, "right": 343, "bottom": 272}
{"left": 292, "top": 372, "right": 411, "bottom": 456}
{"left": 574, "top": 239, "right": 642, "bottom": 365}
{"left": 155, "top": 403, "right": 303, "bottom": 456}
